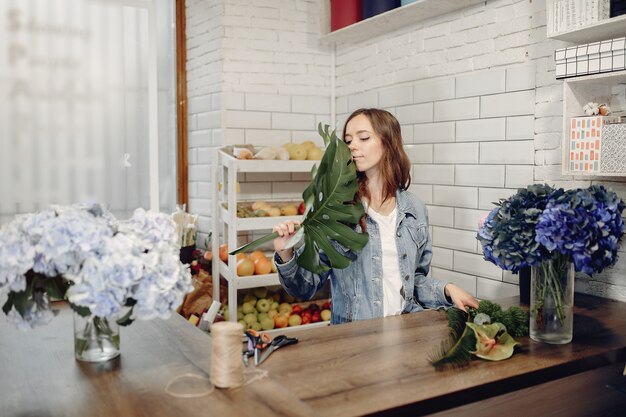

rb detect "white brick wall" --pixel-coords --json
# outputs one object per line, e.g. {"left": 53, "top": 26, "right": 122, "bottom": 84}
{"left": 332, "top": 0, "right": 626, "bottom": 302}
{"left": 185, "top": 0, "right": 626, "bottom": 302}
{"left": 186, "top": 0, "right": 330, "bottom": 248}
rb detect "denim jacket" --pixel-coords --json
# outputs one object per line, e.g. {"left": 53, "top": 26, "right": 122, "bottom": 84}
{"left": 275, "top": 189, "right": 452, "bottom": 324}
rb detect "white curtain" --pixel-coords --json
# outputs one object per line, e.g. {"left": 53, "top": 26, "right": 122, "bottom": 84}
{"left": 0, "top": 0, "right": 177, "bottom": 224}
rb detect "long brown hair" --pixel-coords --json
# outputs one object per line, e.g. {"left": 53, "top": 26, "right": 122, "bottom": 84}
{"left": 342, "top": 108, "right": 412, "bottom": 206}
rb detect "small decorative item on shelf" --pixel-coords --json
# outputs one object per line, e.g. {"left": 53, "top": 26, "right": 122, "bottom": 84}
{"left": 568, "top": 114, "right": 622, "bottom": 174}
{"left": 477, "top": 184, "right": 625, "bottom": 344}
{"left": 330, "top": 0, "right": 361, "bottom": 31}
{"left": 362, "top": 0, "right": 400, "bottom": 20}
{"left": 0, "top": 204, "right": 193, "bottom": 362}
{"left": 600, "top": 123, "right": 626, "bottom": 173}
{"left": 583, "top": 101, "right": 611, "bottom": 116}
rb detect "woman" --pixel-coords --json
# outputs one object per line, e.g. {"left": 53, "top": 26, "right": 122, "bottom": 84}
{"left": 273, "top": 108, "right": 478, "bottom": 324}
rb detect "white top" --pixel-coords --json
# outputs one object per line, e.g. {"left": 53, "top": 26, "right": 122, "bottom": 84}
{"left": 368, "top": 206, "right": 403, "bottom": 317}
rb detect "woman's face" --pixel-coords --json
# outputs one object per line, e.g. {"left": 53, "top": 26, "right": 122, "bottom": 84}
{"left": 344, "top": 114, "right": 384, "bottom": 175}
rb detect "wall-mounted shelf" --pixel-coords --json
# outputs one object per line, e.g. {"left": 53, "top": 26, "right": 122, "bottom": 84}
{"left": 561, "top": 70, "right": 626, "bottom": 176}
{"left": 549, "top": 14, "right": 626, "bottom": 44}
{"left": 320, "top": 0, "right": 484, "bottom": 45}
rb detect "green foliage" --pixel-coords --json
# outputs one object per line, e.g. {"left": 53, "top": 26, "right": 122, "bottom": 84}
{"left": 231, "top": 124, "right": 369, "bottom": 274}
{"left": 468, "top": 300, "right": 529, "bottom": 337}
{"left": 430, "top": 301, "right": 527, "bottom": 369}
{"left": 429, "top": 324, "right": 477, "bottom": 369}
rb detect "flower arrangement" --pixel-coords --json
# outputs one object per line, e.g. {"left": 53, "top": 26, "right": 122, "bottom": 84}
{"left": 0, "top": 203, "right": 193, "bottom": 331}
{"left": 477, "top": 184, "right": 625, "bottom": 342}
{"left": 477, "top": 184, "right": 625, "bottom": 274}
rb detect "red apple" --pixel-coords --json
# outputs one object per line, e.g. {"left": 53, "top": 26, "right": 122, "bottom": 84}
{"left": 291, "top": 305, "right": 303, "bottom": 315}
{"left": 301, "top": 315, "right": 311, "bottom": 325}
{"left": 298, "top": 201, "right": 305, "bottom": 215}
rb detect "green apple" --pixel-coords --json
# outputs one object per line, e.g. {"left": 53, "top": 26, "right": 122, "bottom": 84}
{"left": 260, "top": 317, "right": 275, "bottom": 330}
{"left": 253, "top": 287, "right": 268, "bottom": 299}
{"left": 256, "top": 298, "right": 271, "bottom": 313}
{"left": 242, "top": 302, "right": 256, "bottom": 315}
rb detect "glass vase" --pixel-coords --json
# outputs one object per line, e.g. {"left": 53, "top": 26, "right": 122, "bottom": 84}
{"left": 73, "top": 313, "right": 120, "bottom": 362}
{"left": 529, "top": 256, "right": 575, "bottom": 344}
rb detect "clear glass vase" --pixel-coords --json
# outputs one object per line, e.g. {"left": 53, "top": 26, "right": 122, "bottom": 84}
{"left": 529, "top": 256, "right": 575, "bottom": 344}
{"left": 73, "top": 313, "right": 121, "bottom": 362}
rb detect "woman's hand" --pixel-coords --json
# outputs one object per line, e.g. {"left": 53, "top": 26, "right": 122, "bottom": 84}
{"left": 273, "top": 220, "right": 300, "bottom": 263}
{"left": 444, "top": 283, "right": 479, "bottom": 312}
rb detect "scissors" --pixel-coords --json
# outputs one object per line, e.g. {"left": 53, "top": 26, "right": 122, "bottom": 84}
{"left": 244, "top": 329, "right": 271, "bottom": 365}
{"left": 255, "top": 335, "right": 298, "bottom": 366}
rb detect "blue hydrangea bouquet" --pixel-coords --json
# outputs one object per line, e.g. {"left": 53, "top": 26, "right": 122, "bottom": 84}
{"left": 0, "top": 203, "right": 192, "bottom": 360}
{"left": 477, "top": 184, "right": 625, "bottom": 343}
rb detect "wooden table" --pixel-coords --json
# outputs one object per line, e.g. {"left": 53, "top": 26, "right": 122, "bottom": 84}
{"left": 1, "top": 294, "right": 625, "bottom": 416}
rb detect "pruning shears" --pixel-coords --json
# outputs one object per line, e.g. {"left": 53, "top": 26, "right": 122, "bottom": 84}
{"left": 242, "top": 331, "right": 298, "bottom": 366}
{"left": 255, "top": 335, "right": 298, "bottom": 366}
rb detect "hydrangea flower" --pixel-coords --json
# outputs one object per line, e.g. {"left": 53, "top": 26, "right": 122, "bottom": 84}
{"left": 478, "top": 184, "right": 625, "bottom": 276}
{"left": 477, "top": 184, "right": 555, "bottom": 272}
{"left": 0, "top": 204, "right": 192, "bottom": 329}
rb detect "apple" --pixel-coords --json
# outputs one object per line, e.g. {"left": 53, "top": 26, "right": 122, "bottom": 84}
{"left": 278, "top": 303, "right": 293, "bottom": 314}
{"left": 253, "top": 287, "right": 268, "bottom": 299}
{"left": 298, "top": 201, "right": 306, "bottom": 215}
{"left": 301, "top": 315, "right": 311, "bottom": 325}
{"left": 311, "top": 311, "right": 321, "bottom": 323}
{"left": 308, "top": 303, "right": 320, "bottom": 312}
{"left": 288, "top": 314, "right": 302, "bottom": 327}
{"left": 268, "top": 309, "right": 278, "bottom": 319}
{"left": 243, "top": 293, "right": 257, "bottom": 305}
{"left": 291, "top": 305, "right": 303, "bottom": 315}
{"left": 271, "top": 301, "right": 279, "bottom": 311}
{"left": 322, "top": 301, "right": 331, "bottom": 310}
{"left": 260, "top": 317, "right": 275, "bottom": 330}
{"left": 242, "top": 302, "right": 256, "bottom": 315}
{"left": 256, "top": 298, "right": 271, "bottom": 313}
{"left": 243, "top": 313, "right": 257, "bottom": 325}
{"left": 274, "top": 314, "right": 288, "bottom": 329}
{"left": 320, "top": 309, "right": 331, "bottom": 321}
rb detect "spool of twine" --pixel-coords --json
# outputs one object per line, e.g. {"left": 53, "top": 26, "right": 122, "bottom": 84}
{"left": 210, "top": 321, "right": 244, "bottom": 389}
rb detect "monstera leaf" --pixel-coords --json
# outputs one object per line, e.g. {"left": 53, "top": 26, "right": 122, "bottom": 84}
{"left": 230, "top": 124, "right": 368, "bottom": 274}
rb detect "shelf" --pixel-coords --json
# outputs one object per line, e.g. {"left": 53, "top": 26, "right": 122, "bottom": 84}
{"left": 548, "top": 14, "right": 626, "bottom": 44}
{"left": 263, "top": 320, "right": 329, "bottom": 337}
{"left": 219, "top": 205, "right": 303, "bottom": 231}
{"left": 218, "top": 260, "right": 281, "bottom": 289}
{"left": 561, "top": 70, "right": 626, "bottom": 176}
{"left": 219, "top": 149, "right": 317, "bottom": 173}
{"left": 320, "top": 0, "right": 484, "bottom": 45}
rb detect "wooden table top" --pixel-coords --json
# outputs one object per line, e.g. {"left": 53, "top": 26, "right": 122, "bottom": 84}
{"left": 1, "top": 294, "right": 626, "bottom": 417}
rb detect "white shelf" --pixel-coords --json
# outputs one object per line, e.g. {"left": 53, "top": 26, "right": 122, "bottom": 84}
{"left": 264, "top": 320, "right": 329, "bottom": 337}
{"left": 561, "top": 70, "right": 626, "bottom": 176}
{"left": 548, "top": 15, "right": 626, "bottom": 44}
{"left": 219, "top": 149, "right": 317, "bottom": 173}
{"left": 212, "top": 146, "right": 325, "bottom": 329}
{"left": 320, "top": 0, "right": 484, "bottom": 45}
{"left": 218, "top": 260, "right": 281, "bottom": 289}
{"left": 219, "top": 205, "right": 303, "bottom": 231}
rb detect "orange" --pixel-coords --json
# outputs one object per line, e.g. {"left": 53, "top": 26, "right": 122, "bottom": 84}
{"left": 219, "top": 244, "right": 228, "bottom": 263}
{"left": 253, "top": 257, "right": 272, "bottom": 275}
{"left": 248, "top": 250, "right": 266, "bottom": 264}
{"left": 236, "top": 257, "right": 254, "bottom": 276}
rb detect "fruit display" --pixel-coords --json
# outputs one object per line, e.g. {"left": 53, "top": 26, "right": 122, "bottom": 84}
{"left": 229, "top": 200, "right": 306, "bottom": 218}
{"left": 217, "top": 246, "right": 277, "bottom": 273}
{"left": 221, "top": 288, "right": 331, "bottom": 331}
{"left": 232, "top": 141, "right": 324, "bottom": 161}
